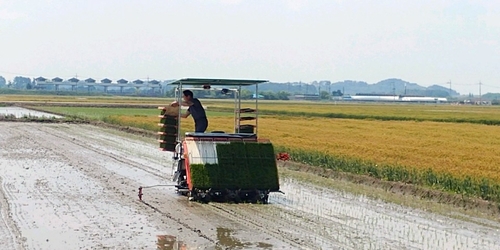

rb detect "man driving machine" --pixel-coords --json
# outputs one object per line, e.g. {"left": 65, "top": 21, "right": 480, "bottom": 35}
{"left": 170, "top": 90, "right": 208, "bottom": 133}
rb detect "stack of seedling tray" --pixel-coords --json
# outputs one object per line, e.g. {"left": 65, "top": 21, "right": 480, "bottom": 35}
{"left": 157, "top": 106, "right": 179, "bottom": 152}
{"left": 237, "top": 108, "right": 256, "bottom": 134}
{"left": 190, "top": 142, "right": 279, "bottom": 191}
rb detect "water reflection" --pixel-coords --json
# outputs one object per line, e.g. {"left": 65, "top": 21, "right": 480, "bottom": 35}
{"left": 216, "top": 228, "right": 273, "bottom": 250}
{"left": 157, "top": 235, "right": 188, "bottom": 250}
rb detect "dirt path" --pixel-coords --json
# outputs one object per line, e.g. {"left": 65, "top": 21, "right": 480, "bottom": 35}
{"left": 0, "top": 122, "right": 500, "bottom": 250}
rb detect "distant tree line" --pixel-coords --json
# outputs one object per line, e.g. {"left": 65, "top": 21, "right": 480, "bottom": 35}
{"left": 164, "top": 88, "right": 292, "bottom": 100}
{"left": 0, "top": 76, "right": 33, "bottom": 89}
{"left": 1, "top": 75, "right": 495, "bottom": 101}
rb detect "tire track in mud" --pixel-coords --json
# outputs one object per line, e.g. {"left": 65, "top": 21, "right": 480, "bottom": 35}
{"left": 0, "top": 127, "right": 116, "bottom": 248}
{"left": 22, "top": 124, "right": 224, "bottom": 246}
{"left": 207, "top": 203, "right": 312, "bottom": 249}
{"left": 0, "top": 177, "right": 25, "bottom": 250}
{"left": 0, "top": 123, "right": 217, "bottom": 249}
{"left": 219, "top": 201, "right": 364, "bottom": 249}
{"left": 138, "top": 200, "right": 218, "bottom": 245}
{"left": 35, "top": 126, "right": 226, "bottom": 245}
{"left": 206, "top": 201, "right": 364, "bottom": 250}
{"left": 0, "top": 131, "right": 35, "bottom": 250}
{"left": 36, "top": 124, "right": 174, "bottom": 182}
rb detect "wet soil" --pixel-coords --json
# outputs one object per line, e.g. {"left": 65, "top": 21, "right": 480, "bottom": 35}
{"left": 1, "top": 122, "right": 500, "bottom": 249}
{"left": 282, "top": 162, "right": 500, "bottom": 217}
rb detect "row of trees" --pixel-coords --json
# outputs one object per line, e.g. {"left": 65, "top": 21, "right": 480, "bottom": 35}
{"left": 164, "top": 88, "right": 293, "bottom": 100}
{"left": 0, "top": 76, "right": 34, "bottom": 89}
{"left": 163, "top": 88, "right": 340, "bottom": 100}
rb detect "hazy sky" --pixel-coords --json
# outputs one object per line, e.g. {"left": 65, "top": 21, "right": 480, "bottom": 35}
{"left": 1, "top": 0, "right": 499, "bottom": 94}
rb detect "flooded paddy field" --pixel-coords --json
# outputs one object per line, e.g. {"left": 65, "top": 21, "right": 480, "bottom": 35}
{"left": 0, "top": 107, "right": 63, "bottom": 119}
{"left": 0, "top": 121, "right": 499, "bottom": 249}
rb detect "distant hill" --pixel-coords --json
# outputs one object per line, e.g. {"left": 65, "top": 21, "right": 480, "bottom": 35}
{"left": 243, "top": 78, "right": 460, "bottom": 97}
{"left": 0, "top": 75, "right": 474, "bottom": 98}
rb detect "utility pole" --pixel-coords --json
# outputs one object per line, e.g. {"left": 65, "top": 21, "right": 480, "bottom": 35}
{"left": 393, "top": 81, "right": 396, "bottom": 101}
{"left": 479, "top": 81, "right": 482, "bottom": 105}
{"left": 448, "top": 80, "right": 452, "bottom": 96}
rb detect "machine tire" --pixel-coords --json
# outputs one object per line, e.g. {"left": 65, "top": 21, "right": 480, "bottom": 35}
{"left": 261, "top": 194, "right": 269, "bottom": 204}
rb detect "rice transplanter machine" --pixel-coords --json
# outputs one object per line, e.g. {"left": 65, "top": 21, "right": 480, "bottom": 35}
{"left": 155, "top": 78, "right": 283, "bottom": 203}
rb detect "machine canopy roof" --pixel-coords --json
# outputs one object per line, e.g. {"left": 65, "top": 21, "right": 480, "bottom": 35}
{"left": 167, "top": 78, "right": 268, "bottom": 86}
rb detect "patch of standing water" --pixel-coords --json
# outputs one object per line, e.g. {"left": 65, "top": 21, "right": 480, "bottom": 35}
{"left": 0, "top": 107, "right": 63, "bottom": 118}
{"left": 156, "top": 235, "right": 188, "bottom": 250}
{"left": 215, "top": 227, "right": 273, "bottom": 249}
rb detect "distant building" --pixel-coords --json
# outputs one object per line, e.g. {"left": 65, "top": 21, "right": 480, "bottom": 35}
{"left": 133, "top": 79, "right": 144, "bottom": 84}
{"left": 35, "top": 76, "right": 47, "bottom": 82}
{"left": 52, "top": 77, "right": 63, "bottom": 82}
{"left": 342, "top": 94, "right": 447, "bottom": 103}
{"left": 68, "top": 77, "right": 79, "bottom": 83}
{"left": 101, "top": 78, "right": 112, "bottom": 84}
{"left": 149, "top": 80, "right": 160, "bottom": 84}
{"left": 291, "top": 94, "right": 320, "bottom": 101}
{"left": 117, "top": 79, "right": 128, "bottom": 84}
{"left": 85, "top": 78, "right": 96, "bottom": 83}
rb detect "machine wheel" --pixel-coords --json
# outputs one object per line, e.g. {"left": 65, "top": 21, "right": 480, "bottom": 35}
{"left": 260, "top": 194, "right": 269, "bottom": 204}
{"left": 249, "top": 192, "right": 260, "bottom": 204}
{"left": 189, "top": 189, "right": 211, "bottom": 203}
{"left": 227, "top": 190, "right": 241, "bottom": 204}
{"left": 188, "top": 191, "right": 194, "bottom": 201}
{"left": 201, "top": 194, "right": 211, "bottom": 203}
{"left": 233, "top": 192, "right": 242, "bottom": 204}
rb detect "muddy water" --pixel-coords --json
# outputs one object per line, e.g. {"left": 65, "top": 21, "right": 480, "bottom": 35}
{"left": 0, "top": 107, "right": 63, "bottom": 118}
{"left": 1, "top": 122, "right": 500, "bottom": 250}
